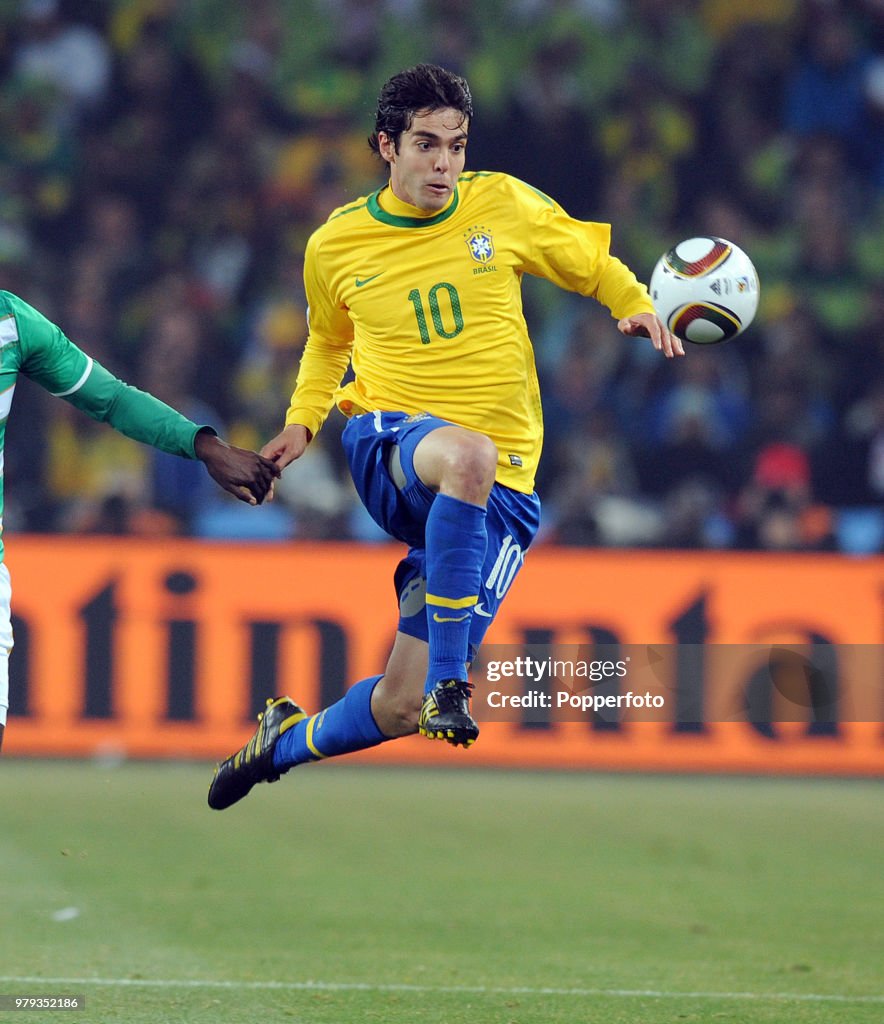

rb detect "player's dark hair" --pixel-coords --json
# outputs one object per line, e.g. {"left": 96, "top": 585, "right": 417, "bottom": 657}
{"left": 368, "top": 63, "right": 472, "bottom": 155}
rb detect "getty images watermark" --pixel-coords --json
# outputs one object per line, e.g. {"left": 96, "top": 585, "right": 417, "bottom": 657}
{"left": 471, "top": 644, "right": 881, "bottom": 725}
{"left": 484, "top": 655, "right": 665, "bottom": 715}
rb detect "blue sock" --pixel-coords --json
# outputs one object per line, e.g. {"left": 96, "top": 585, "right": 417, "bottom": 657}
{"left": 272, "top": 675, "right": 386, "bottom": 771}
{"left": 424, "top": 493, "right": 488, "bottom": 692}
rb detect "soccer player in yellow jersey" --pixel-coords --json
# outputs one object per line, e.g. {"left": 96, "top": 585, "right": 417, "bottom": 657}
{"left": 208, "top": 63, "right": 683, "bottom": 810}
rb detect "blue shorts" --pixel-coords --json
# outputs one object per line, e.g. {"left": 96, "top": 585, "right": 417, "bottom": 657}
{"left": 342, "top": 411, "right": 541, "bottom": 659}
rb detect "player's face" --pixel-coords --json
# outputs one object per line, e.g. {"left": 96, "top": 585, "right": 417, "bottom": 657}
{"left": 379, "top": 107, "right": 468, "bottom": 212}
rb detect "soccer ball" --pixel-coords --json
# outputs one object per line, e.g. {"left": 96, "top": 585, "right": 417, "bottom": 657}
{"left": 649, "top": 237, "right": 760, "bottom": 344}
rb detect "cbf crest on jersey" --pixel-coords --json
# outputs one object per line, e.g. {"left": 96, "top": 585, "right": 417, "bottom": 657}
{"left": 465, "top": 228, "right": 494, "bottom": 264}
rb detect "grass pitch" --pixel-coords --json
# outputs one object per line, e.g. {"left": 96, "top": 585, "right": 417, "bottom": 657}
{"left": 0, "top": 760, "right": 881, "bottom": 1024}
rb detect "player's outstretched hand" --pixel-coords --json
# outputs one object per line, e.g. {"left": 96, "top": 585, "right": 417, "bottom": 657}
{"left": 194, "top": 430, "right": 281, "bottom": 505}
{"left": 259, "top": 424, "right": 312, "bottom": 501}
{"left": 261, "top": 424, "right": 311, "bottom": 466}
{"left": 618, "top": 312, "right": 685, "bottom": 358}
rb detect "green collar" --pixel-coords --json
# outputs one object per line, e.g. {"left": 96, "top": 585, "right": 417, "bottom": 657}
{"left": 367, "top": 186, "right": 460, "bottom": 228}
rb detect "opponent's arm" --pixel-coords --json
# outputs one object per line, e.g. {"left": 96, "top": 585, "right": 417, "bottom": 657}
{"left": 66, "top": 362, "right": 281, "bottom": 504}
{"left": 14, "top": 294, "right": 280, "bottom": 504}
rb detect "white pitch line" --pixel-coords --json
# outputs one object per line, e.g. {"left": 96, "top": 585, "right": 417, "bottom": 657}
{"left": 0, "top": 977, "right": 882, "bottom": 1004}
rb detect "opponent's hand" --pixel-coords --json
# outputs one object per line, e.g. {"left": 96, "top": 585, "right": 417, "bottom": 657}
{"left": 260, "top": 424, "right": 312, "bottom": 501}
{"left": 618, "top": 312, "right": 685, "bottom": 358}
{"left": 194, "top": 431, "right": 281, "bottom": 505}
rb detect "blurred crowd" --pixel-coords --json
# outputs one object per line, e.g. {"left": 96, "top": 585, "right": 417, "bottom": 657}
{"left": 0, "top": 0, "right": 881, "bottom": 553}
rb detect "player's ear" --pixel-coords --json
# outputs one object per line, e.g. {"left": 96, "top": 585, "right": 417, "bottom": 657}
{"left": 377, "top": 131, "right": 396, "bottom": 164}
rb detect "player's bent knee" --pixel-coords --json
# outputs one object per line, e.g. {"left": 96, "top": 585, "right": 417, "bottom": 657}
{"left": 440, "top": 431, "right": 498, "bottom": 500}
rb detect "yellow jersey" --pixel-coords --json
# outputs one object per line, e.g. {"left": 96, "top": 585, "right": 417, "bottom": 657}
{"left": 285, "top": 171, "right": 654, "bottom": 493}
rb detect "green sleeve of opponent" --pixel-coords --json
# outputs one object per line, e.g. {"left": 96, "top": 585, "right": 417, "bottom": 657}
{"left": 66, "top": 360, "right": 214, "bottom": 459}
{"left": 8, "top": 290, "right": 215, "bottom": 458}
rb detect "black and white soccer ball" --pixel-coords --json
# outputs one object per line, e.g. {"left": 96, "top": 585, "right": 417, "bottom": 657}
{"left": 650, "top": 237, "right": 760, "bottom": 344}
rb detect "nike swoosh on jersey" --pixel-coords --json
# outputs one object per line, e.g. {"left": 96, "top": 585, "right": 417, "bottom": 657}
{"left": 474, "top": 603, "right": 493, "bottom": 617}
{"left": 355, "top": 273, "right": 384, "bottom": 287}
{"left": 432, "top": 611, "right": 469, "bottom": 623}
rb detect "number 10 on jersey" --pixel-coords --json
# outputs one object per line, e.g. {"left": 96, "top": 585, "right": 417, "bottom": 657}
{"left": 407, "top": 283, "right": 464, "bottom": 344}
